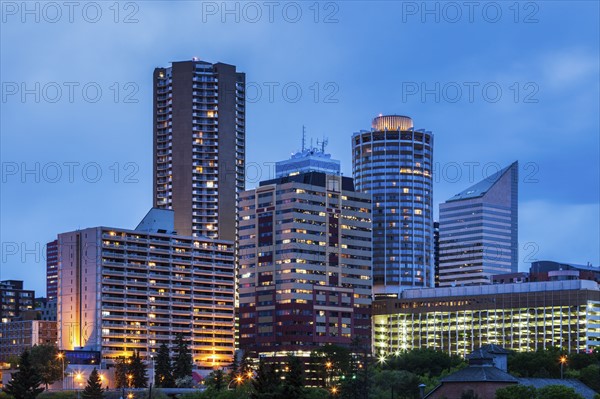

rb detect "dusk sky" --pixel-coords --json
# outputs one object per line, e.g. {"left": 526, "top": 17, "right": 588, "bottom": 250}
{"left": 1, "top": 1, "right": 599, "bottom": 296}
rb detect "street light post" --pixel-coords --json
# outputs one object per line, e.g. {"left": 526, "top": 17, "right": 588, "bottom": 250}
{"left": 227, "top": 375, "right": 243, "bottom": 390}
{"left": 560, "top": 356, "right": 567, "bottom": 379}
{"left": 57, "top": 353, "right": 65, "bottom": 390}
{"left": 419, "top": 383, "right": 426, "bottom": 399}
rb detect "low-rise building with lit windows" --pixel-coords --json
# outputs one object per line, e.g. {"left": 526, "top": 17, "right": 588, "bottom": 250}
{"left": 373, "top": 280, "right": 600, "bottom": 358}
{"left": 0, "top": 320, "right": 57, "bottom": 362}
{"left": 56, "top": 208, "right": 235, "bottom": 371}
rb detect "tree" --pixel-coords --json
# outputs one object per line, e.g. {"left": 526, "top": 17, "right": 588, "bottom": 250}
{"left": 495, "top": 385, "right": 537, "bottom": 399}
{"left": 579, "top": 364, "right": 600, "bottom": 392}
{"left": 82, "top": 368, "right": 104, "bottom": 399}
{"left": 508, "top": 348, "right": 563, "bottom": 378}
{"left": 251, "top": 359, "right": 281, "bottom": 399}
{"left": 129, "top": 350, "right": 148, "bottom": 388}
{"left": 155, "top": 343, "right": 175, "bottom": 388}
{"left": 2, "top": 350, "right": 44, "bottom": 399}
{"left": 205, "top": 369, "right": 227, "bottom": 391}
{"left": 381, "top": 348, "right": 466, "bottom": 377}
{"left": 283, "top": 355, "right": 304, "bottom": 399}
{"left": 173, "top": 333, "right": 193, "bottom": 380}
{"left": 114, "top": 358, "right": 128, "bottom": 388}
{"left": 29, "top": 344, "right": 64, "bottom": 390}
{"left": 537, "top": 385, "right": 585, "bottom": 399}
{"left": 368, "top": 369, "right": 421, "bottom": 399}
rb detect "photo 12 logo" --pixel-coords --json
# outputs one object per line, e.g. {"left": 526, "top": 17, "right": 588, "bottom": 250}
{"left": 1, "top": 162, "right": 140, "bottom": 184}
{"left": 200, "top": 1, "right": 340, "bottom": 23}
{"left": 400, "top": 1, "right": 540, "bottom": 24}
{"left": 1, "top": 82, "right": 139, "bottom": 104}
{"left": 401, "top": 81, "right": 539, "bottom": 104}
{"left": 1, "top": 1, "right": 140, "bottom": 23}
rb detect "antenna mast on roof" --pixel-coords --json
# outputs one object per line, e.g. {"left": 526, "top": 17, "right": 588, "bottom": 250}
{"left": 301, "top": 125, "right": 306, "bottom": 152}
{"left": 317, "top": 137, "right": 329, "bottom": 153}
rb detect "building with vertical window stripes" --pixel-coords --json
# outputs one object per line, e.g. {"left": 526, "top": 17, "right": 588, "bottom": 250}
{"left": 153, "top": 59, "right": 245, "bottom": 241}
{"left": 46, "top": 239, "right": 59, "bottom": 300}
{"left": 237, "top": 166, "right": 373, "bottom": 361}
{"left": 373, "top": 280, "right": 600, "bottom": 358}
{"left": 438, "top": 162, "right": 518, "bottom": 287}
{"left": 56, "top": 209, "right": 235, "bottom": 371}
{"left": 352, "top": 115, "right": 434, "bottom": 296}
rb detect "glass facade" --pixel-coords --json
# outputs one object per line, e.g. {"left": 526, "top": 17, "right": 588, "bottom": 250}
{"left": 439, "top": 162, "right": 518, "bottom": 286}
{"left": 352, "top": 115, "right": 434, "bottom": 295}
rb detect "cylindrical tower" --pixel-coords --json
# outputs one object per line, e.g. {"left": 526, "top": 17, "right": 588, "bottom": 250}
{"left": 352, "top": 115, "right": 434, "bottom": 296}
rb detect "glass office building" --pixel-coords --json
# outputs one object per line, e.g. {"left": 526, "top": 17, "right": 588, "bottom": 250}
{"left": 352, "top": 115, "right": 434, "bottom": 296}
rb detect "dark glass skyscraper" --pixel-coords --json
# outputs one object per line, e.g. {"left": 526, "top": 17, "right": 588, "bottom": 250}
{"left": 153, "top": 59, "right": 245, "bottom": 241}
{"left": 352, "top": 115, "right": 434, "bottom": 296}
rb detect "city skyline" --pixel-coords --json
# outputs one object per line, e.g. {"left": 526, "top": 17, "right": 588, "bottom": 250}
{"left": 1, "top": 2, "right": 599, "bottom": 296}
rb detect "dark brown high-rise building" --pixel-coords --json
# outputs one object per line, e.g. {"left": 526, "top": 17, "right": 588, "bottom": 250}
{"left": 46, "top": 239, "right": 58, "bottom": 299}
{"left": 153, "top": 59, "right": 245, "bottom": 240}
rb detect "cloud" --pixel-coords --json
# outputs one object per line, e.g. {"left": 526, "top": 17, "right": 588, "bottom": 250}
{"left": 541, "top": 49, "right": 599, "bottom": 90}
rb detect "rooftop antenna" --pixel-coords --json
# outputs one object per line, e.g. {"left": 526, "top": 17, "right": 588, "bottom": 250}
{"left": 301, "top": 125, "right": 306, "bottom": 152}
{"left": 317, "top": 137, "right": 329, "bottom": 153}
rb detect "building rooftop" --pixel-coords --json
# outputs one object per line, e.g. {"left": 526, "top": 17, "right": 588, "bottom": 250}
{"left": 446, "top": 161, "right": 517, "bottom": 202}
{"left": 401, "top": 280, "right": 599, "bottom": 300}
{"left": 441, "top": 366, "right": 518, "bottom": 383}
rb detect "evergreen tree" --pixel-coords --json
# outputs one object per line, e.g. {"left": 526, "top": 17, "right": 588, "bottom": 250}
{"left": 155, "top": 343, "right": 174, "bottom": 388}
{"left": 228, "top": 352, "right": 240, "bottom": 380}
{"left": 114, "top": 358, "right": 128, "bottom": 388}
{"left": 129, "top": 351, "right": 148, "bottom": 388}
{"left": 251, "top": 359, "right": 281, "bottom": 399}
{"left": 2, "top": 350, "right": 44, "bottom": 399}
{"left": 29, "top": 344, "right": 64, "bottom": 390}
{"left": 82, "top": 368, "right": 104, "bottom": 399}
{"left": 172, "top": 333, "right": 193, "bottom": 380}
{"left": 283, "top": 354, "right": 304, "bottom": 399}
{"left": 206, "top": 369, "right": 226, "bottom": 391}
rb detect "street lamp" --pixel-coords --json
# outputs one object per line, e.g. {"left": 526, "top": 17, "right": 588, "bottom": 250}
{"left": 57, "top": 353, "right": 65, "bottom": 390}
{"left": 560, "top": 356, "right": 567, "bottom": 379}
{"left": 75, "top": 373, "right": 83, "bottom": 399}
{"left": 325, "top": 361, "right": 332, "bottom": 387}
{"left": 419, "top": 383, "right": 427, "bottom": 399}
{"left": 227, "top": 375, "right": 244, "bottom": 390}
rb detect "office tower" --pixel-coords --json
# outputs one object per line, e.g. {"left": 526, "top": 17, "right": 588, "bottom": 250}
{"left": 238, "top": 151, "right": 373, "bottom": 361}
{"left": 352, "top": 115, "right": 434, "bottom": 296}
{"left": 56, "top": 209, "right": 235, "bottom": 370}
{"left": 373, "top": 280, "right": 600, "bottom": 357}
{"left": 0, "top": 280, "right": 35, "bottom": 322}
{"left": 153, "top": 59, "right": 245, "bottom": 241}
{"left": 46, "top": 239, "right": 58, "bottom": 300}
{"left": 438, "top": 162, "right": 518, "bottom": 287}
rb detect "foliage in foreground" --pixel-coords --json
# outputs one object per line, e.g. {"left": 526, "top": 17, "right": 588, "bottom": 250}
{"left": 495, "top": 384, "right": 585, "bottom": 399}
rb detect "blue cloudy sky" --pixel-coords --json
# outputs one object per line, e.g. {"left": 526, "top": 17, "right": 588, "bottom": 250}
{"left": 1, "top": 1, "right": 598, "bottom": 295}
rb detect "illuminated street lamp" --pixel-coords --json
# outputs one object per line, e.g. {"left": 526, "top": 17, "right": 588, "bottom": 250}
{"left": 57, "top": 353, "right": 65, "bottom": 390}
{"left": 227, "top": 375, "right": 244, "bottom": 390}
{"left": 560, "top": 355, "right": 567, "bottom": 379}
